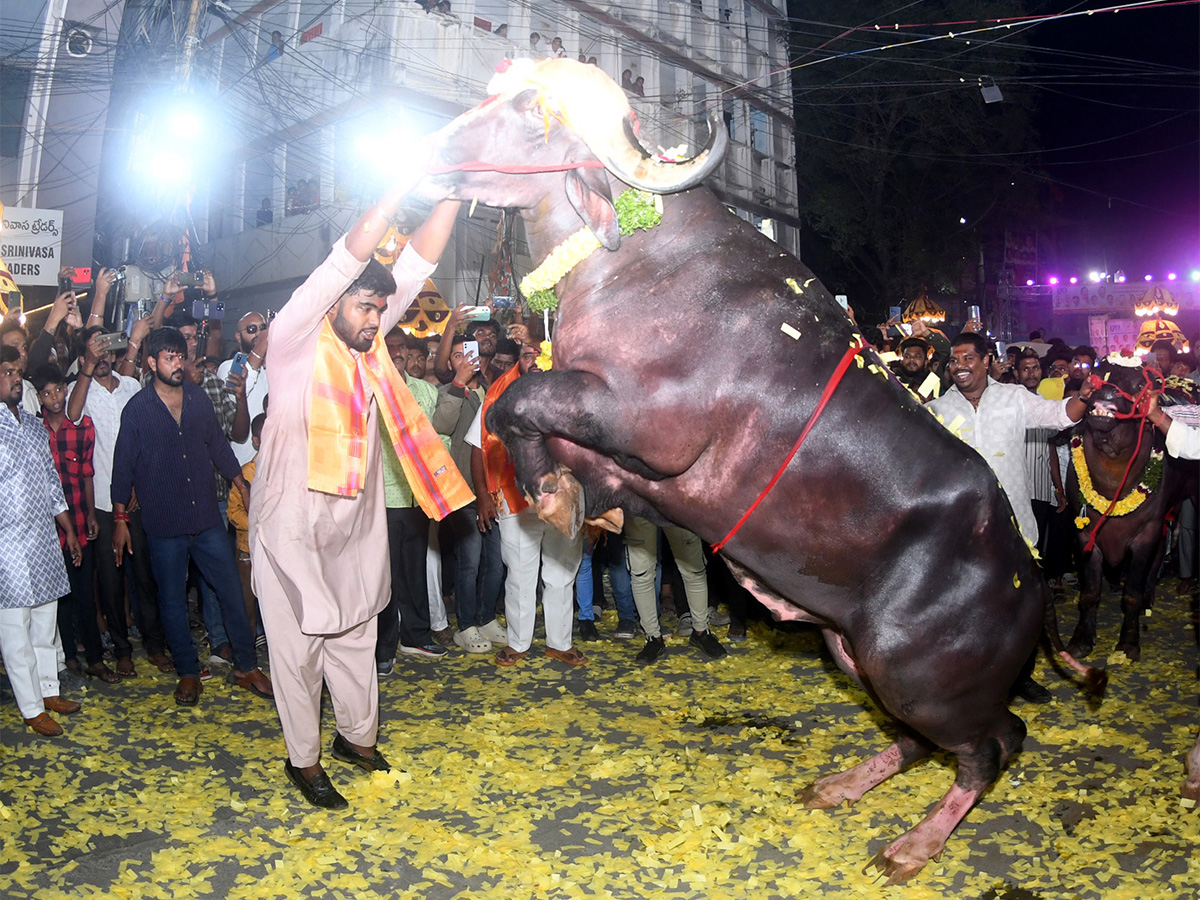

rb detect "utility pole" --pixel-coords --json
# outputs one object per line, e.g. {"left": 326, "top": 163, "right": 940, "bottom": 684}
{"left": 178, "top": 0, "right": 205, "bottom": 84}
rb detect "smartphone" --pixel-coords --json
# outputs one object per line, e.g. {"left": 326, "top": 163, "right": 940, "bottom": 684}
{"left": 492, "top": 295, "right": 516, "bottom": 309}
{"left": 888, "top": 305, "right": 902, "bottom": 321}
{"left": 192, "top": 299, "right": 225, "bottom": 320}
{"left": 97, "top": 332, "right": 130, "bottom": 353}
{"left": 463, "top": 305, "right": 491, "bottom": 322}
{"left": 995, "top": 341, "right": 1008, "bottom": 359}
{"left": 462, "top": 340, "right": 479, "bottom": 361}
{"left": 176, "top": 271, "right": 204, "bottom": 288}
{"left": 225, "top": 352, "right": 249, "bottom": 388}
{"left": 834, "top": 294, "right": 849, "bottom": 311}
{"left": 968, "top": 305, "right": 981, "bottom": 320}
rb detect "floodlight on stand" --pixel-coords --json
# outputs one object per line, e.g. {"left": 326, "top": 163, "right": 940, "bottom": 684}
{"left": 980, "top": 77, "right": 1003, "bottom": 104}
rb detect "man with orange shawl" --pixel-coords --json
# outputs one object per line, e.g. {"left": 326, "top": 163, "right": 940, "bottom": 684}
{"left": 249, "top": 175, "right": 470, "bottom": 809}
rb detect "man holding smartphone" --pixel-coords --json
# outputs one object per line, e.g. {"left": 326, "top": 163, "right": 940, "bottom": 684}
{"left": 217, "top": 312, "right": 270, "bottom": 467}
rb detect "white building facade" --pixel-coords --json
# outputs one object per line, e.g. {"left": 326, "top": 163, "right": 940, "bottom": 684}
{"left": 192, "top": 0, "right": 798, "bottom": 318}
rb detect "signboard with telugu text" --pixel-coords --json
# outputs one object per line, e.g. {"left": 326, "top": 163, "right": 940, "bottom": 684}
{"left": 0, "top": 207, "right": 63, "bottom": 287}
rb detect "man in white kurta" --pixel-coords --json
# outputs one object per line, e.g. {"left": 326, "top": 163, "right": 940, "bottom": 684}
{"left": 928, "top": 334, "right": 1092, "bottom": 545}
{"left": 0, "top": 347, "right": 81, "bottom": 735}
{"left": 249, "top": 187, "right": 460, "bottom": 807}
{"left": 929, "top": 332, "right": 1094, "bottom": 703}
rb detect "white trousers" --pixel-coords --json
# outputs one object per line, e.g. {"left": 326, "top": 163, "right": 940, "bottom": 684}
{"left": 497, "top": 508, "right": 582, "bottom": 653}
{"left": 0, "top": 601, "right": 63, "bottom": 719}
{"left": 257, "top": 576, "right": 379, "bottom": 769}
{"left": 426, "top": 521, "right": 449, "bottom": 632}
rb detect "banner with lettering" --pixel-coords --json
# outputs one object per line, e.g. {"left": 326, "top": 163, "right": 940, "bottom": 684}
{"left": 0, "top": 207, "right": 63, "bottom": 287}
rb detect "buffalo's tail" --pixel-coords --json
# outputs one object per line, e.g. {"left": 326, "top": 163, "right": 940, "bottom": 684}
{"left": 1043, "top": 586, "right": 1108, "bottom": 697}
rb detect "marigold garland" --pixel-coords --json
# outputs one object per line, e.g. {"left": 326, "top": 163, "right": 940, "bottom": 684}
{"left": 518, "top": 190, "right": 663, "bottom": 313}
{"left": 535, "top": 340, "right": 553, "bottom": 371}
{"left": 1070, "top": 436, "right": 1163, "bottom": 525}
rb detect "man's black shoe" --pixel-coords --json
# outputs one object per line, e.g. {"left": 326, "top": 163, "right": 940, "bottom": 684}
{"left": 285, "top": 760, "right": 348, "bottom": 809}
{"left": 1013, "top": 677, "right": 1052, "bottom": 704}
{"left": 635, "top": 636, "right": 667, "bottom": 665}
{"left": 689, "top": 629, "right": 728, "bottom": 660}
{"left": 578, "top": 619, "right": 601, "bottom": 641}
{"left": 330, "top": 732, "right": 392, "bottom": 773}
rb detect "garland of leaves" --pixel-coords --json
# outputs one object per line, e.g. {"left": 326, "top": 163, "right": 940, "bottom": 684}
{"left": 1070, "top": 435, "right": 1163, "bottom": 528}
{"left": 518, "top": 190, "right": 664, "bottom": 314}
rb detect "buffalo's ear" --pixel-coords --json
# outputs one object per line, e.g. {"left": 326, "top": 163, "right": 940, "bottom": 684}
{"left": 565, "top": 168, "right": 620, "bottom": 251}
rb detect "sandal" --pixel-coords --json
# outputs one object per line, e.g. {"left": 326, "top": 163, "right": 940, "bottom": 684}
{"left": 173, "top": 676, "right": 202, "bottom": 706}
{"left": 84, "top": 662, "right": 121, "bottom": 684}
{"left": 545, "top": 647, "right": 589, "bottom": 666}
{"left": 148, "top": 652, "right": 176, "bottom": 673}
{"left": 115, "top": 657, "right": 137, "bottom": 678}
{"left": 228, "top": 669, "right": 274, "bottom": 700}
{"left": 494, "top": 646, "right": 528, "bottom": 667}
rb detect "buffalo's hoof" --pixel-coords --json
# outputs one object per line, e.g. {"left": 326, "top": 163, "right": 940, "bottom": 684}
{"left": 1183, "top": 779, "right": 1199, "bottom": 810}
{"left": 533, "top": 469, "right": 584, "bottom": 538}
{"left": 864, "top": 845, "right": 938, "bottom": 886}
{"left": 1115, "top": 641, "right": 1141, "bottom": 662}
{"left": 1066, "top": 638, "right": 1093, "bottom": 660}
{"left": 584, "top": 508, "right": 624, "bottom": 534}
{"left": 797, "top": 779, "right": 853, "bottom": 810}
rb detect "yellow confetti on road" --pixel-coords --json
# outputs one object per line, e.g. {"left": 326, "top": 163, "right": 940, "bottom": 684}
{"left": 2, "top": 583, "right": 1197, "bottom": 899}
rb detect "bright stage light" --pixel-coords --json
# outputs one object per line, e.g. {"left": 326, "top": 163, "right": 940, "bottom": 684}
{"left": 169, "top": 109, "right": 203, "bottom": 139}
{"left": 1167, "top": 272, "right": 1177, "bottom": 281}
{"left": 1026, "top": 279, "right": 1034, "bottom": 286}
{"left": 147, "top": 150, "right": 193, "bottom": 184}
{"left": 1048, "top": 276, "right": 1059, "bottom": 285}
{"left": 1144, "top": 274, "right": 1153, "bottom": 282}
{"left": 1088, "top": 271, "right": 1101, "bottom": 283}
{"left": 1069, "top": 277, "right": 1078, "bottom": 284}
{"left": 1192, "top": 270, "right": 1200, "bottom": 282}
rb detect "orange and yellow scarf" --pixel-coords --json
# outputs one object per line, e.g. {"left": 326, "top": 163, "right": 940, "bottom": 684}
{"left": 308, "top": 318, "right": 472, "bottom": 519}
{"left": 480, "top": 364, "right": 529, "bottom": 515}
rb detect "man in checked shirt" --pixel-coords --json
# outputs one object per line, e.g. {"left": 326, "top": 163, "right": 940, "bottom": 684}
{"left": 32, "top": 362, "right": 118, "bottom": 683}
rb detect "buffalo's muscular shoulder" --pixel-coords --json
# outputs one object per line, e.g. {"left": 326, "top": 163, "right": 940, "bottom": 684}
{"left": 420, "top": 57, "right": 1085, "bottom": 883}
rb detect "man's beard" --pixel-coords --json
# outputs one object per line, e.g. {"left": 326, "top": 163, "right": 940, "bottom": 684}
{"left": 154, "top": 367, "right": 184, "bottom": 387}
{"left": 93, "top": 360, "right": 112, "bottom": 379}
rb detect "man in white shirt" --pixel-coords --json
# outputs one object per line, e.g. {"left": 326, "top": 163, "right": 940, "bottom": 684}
{"left": 929, "top": 332, "right": 1095, "bottom": 703}
{"left": 216, "top": 312, "right": 270, "bottom": 466}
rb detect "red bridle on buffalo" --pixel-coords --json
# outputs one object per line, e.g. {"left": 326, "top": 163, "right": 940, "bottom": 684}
{"left": 1078, "top": 367, "right": 1157, "bottom": 552}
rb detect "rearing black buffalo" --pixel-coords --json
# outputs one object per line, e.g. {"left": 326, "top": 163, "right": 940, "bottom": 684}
{"left": 418, "top": 59, "right": 1099, "bottom": 883}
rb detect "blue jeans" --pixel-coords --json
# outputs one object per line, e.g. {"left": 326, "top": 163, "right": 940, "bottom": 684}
{"left": 145, "top": 525, "right": 257, "bottom": 679}
{"left": 444, "top": 504, "right": 504, "bottom": 630}
{"left": 199, "top": 501, "right": 231, "bottom": 651}
{"left": 585, "top": 532, "right": 637, "bottom": 622}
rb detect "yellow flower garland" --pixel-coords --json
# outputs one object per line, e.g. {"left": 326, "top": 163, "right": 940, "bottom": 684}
{"left": 535, "top": 340, "right": 553, "bottom": 371}
{"left": 518, "top": 228, "right": 602, "bottom": 296}
{"left": 1070, "top": 439, "right": 1158, "bottom": 523}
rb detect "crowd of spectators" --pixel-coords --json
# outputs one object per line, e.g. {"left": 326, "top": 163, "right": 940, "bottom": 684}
{"left": 0, "top": 262, "right": 739, "bottom": 740}
{"left": 4, "top": 252, "right": 1196, "bottom": 758}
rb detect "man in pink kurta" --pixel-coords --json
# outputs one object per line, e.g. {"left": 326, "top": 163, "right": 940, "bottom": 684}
{"left": 249, "top": 188, "right": 460, "bottom": 808}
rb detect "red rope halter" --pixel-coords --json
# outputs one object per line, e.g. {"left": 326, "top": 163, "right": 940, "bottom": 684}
{"left": 1078, "top": 367, "right": 1157, "bottom": 553}
{"left": 713, "top": 337, "right": 867, "bottom": 553}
